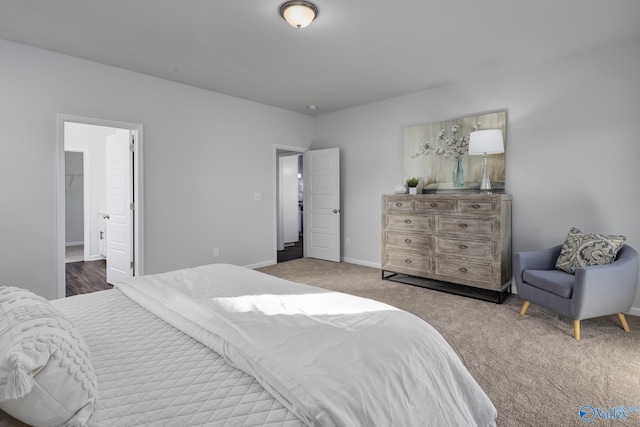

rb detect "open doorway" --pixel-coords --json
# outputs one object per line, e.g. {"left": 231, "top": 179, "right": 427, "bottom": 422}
{"left": 64, "top": 149, "right": 110, "bottom": 293}
{"left": 64, "top": 123, "right": 129, "bottom": 295}
{"left": 275, "top": 146, "right": 306, "bottom": 263}
{"left": 57, "top": 114, "right": 144, "bottom": 299}
{"left": 273, "top": 146, "right": 342, "bottom": 265}
{"left": 278, "top": 153, "right": 303, "bottom": 263}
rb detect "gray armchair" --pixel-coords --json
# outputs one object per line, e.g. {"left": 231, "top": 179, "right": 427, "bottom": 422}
{"left": 513, "top": 244, "right": 639, "bottom": 340}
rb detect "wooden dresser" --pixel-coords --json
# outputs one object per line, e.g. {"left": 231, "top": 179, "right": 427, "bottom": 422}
{"left": 381, "top": 193, "right": 512, "bottom": 302}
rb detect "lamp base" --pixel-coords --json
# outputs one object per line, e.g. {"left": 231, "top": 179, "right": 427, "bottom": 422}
{"left": 479, "top": 154, "right": 492, "bottom": 193}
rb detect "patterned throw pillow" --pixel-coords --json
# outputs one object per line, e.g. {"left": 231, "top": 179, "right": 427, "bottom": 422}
{"left": 0, "top": 286, "right": 97, "bottom": 426}
{"left": 555, "top": 227, "right": 626, "bottom": 274}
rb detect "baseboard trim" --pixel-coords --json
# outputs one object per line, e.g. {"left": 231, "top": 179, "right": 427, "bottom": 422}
{"left": 65, "top": 241, "right": 83, "bottom": 247}
{"left": 341, "top": 257, "right": 380, "bottom": 269}
{"left": 247, "top": 257, "right": 381, "bottom": 270}
{"left": 246, "top": 260, "right": 276, "bottom": 270}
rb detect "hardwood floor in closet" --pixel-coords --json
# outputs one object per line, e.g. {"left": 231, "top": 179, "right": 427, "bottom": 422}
{"left": 66, "top": 260, "right": 112, "bottom": 297}
{"left": 277, "top": 236, "right": 304, "bottom": 263}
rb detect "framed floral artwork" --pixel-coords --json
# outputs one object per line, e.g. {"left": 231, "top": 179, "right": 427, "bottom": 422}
{"left": 403, "top": 110, "right": 507, "bottom": 193}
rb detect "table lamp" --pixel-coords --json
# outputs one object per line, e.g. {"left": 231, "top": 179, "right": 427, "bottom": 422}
{"left": 468, "top": 129, "right": 504, "bottom": 192}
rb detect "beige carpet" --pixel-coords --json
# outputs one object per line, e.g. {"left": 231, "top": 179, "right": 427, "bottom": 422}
{"left": 259, "top": 258, "right": 640, "bottom": 427}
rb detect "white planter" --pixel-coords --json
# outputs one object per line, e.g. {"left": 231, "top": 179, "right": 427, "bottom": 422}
{"left": 394, "top": 182, "right": 407, "bottom": 194}
{"left": 409, "top": 187, "right": 418, "bottom": 194}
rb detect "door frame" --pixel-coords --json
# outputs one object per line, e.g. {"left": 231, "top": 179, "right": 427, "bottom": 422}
{"left": 273, "top": 144, "right": 307, "bottom": 264}
{"left": 56, "top": 113, "right": 144, "bottom": 298}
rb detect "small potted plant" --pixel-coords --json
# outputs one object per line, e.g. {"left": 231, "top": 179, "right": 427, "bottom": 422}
{"left": 406, "top": 177, "right": 420, "bottom": 194}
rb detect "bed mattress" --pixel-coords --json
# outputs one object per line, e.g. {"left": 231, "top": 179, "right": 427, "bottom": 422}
{"left": 1, "top": 263, "right": 496, "bottom": 426}
{"left": 49, "top": 289, "right": 303, "bottom": 427}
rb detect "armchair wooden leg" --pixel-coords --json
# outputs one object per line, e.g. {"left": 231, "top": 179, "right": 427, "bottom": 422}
{"left": 573, "top": 320, "right": 581, "bottom": 340}
{"left": 618, "top": 313, "right": 631, "bottom": 333}
{"left": 520, "top": 301, "right": 530, "bottom": 315}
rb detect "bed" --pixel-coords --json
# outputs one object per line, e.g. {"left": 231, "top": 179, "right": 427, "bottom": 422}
{"left": 1, "top": 263, "right": 496, "bottom": 426}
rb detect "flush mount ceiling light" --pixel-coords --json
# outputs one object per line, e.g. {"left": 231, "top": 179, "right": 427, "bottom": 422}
{"left": 279, "top": 1, "right": 319, "bottom": 29}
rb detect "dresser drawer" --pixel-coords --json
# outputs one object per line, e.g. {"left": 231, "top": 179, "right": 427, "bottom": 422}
{"left": 415, "top": 199, "right": 454, "bottom": 213}
{"left": 386, "top": 199, "right": 414, "bottom": 211}
{"left": 435, "top": 258, "right": 493, "bottom": 284}
{"left": 386, "top": 250, "right": 431, "bottom": 274}
{"left": 386, "top": 232, "right": 432, "bottom": 252}
{"left": 435, "top": 216, "right": 494, "bottom": 236}
{"left": 458, "top": 200, "right": 494, "bottom": 214}
{"left": 435, "top": 237, "right": 494, "bottom": 261}
{"left": 386, "top": 214, "right": 432, "bottom": 232}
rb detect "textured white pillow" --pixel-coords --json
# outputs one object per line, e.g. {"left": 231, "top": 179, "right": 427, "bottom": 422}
{"left": 0, "top": 286, "right": 97, "bottom": 427}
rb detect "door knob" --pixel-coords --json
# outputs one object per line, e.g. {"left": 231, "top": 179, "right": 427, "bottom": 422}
{"left": 333, "top": 209, "right": 339, "bottom": 213}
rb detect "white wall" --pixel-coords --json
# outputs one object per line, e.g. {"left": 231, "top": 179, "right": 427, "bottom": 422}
{"left": 313, "top": 35, "right": 640, "bottom": 310}
{"left": 0, "top": 39, "right": 313, "bottom": 300}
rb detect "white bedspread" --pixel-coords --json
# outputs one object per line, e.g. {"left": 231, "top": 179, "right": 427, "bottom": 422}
{"left": 116, "top": 264, "right": 496, "bottom": 427}
{"left": 1, "top": 288, "right": 302, "bottom": 427}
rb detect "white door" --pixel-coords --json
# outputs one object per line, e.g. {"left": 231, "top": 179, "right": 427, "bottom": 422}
{"left": 105, "top": 131, "right": 133, "bottom": 284}
{"left": 304, "top": 148, "right": 340, "bottom": 262}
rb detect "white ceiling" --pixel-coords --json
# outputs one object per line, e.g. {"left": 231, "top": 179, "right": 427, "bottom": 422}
{"left": 1, "top": 1, "right": 639, "bottom": 116}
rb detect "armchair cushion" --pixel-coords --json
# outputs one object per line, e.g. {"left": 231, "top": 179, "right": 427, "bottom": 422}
{"left": 555, "top": 227, "right": 626, "bottom": 274}
{"left": 523, "top": 269, "right": 575, "bottom": 299}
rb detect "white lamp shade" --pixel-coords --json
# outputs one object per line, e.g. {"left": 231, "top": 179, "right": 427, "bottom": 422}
{"left": 468, "top": 129, "right": 504, "bottom": 155}
{"left": 281, "top": 2, "right": 318, "bottom": 28}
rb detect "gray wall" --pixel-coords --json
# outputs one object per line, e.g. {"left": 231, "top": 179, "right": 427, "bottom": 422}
{"left": 0, "top": 39, "right": 313, "bottom": 299}
{"left": 313, "top": 35, "right": 640, "bottom": 311}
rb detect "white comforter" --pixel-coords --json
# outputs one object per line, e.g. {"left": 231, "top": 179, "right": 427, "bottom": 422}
{"left": 116, "top": 264, "right": 496, "bottom": 427}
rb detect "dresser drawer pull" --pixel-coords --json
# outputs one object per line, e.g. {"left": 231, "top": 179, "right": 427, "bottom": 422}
{"left": 459, "top": 267, "right": 468, "bottom": 273}
{"left": 396, "top": 202, "right": 403, "bottom": 207}
{"left": 405, "top": 239, "right": 412, "bottom": 244}
{"left": 404, "top": 219, "right": 412, "bottom": 224}
{"left": 405, "top": 259, "right": 412, "bottom": 264}
{"left": 459, "top": 244, "right": 468, "bottom": 250}
{"left": 430, "top": 203, "right": 438, "bottom": 207}
{"left": 472, "top": 204, "right": 481, "bottom": 209}
{"left": 459, "top": 223, "right": 468, "bottom": 229}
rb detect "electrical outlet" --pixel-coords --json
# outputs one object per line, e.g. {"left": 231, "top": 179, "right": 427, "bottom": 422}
{"left": 346, "top": 238, "right": 351, "bottom": 246}
{"left": 254, "top": 192, "right": 262, "bottom": 200}
{"left": 213, "top": 248, "right": 219, "bottom": 258}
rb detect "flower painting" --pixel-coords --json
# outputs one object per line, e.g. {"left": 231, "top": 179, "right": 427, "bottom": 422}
{"left": 413, "top": 122, "right": 480, "bottom": 159}
{"left": 404, "top": 110, "right": 507, "bottom": 192}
